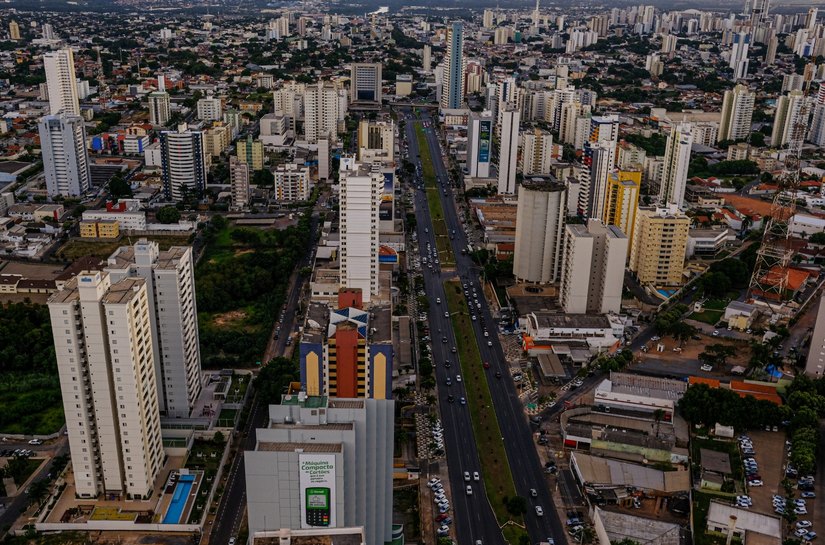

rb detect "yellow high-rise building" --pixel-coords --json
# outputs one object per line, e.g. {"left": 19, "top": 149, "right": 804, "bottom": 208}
{"left": 602, "top": 170, "right": 641, "bottom": 253}
{"left": 629, "top": 204, "right": 690, "bottom": 286}
{"left": 9, "top": 21, "right": 20, "bottom": 41}
{"left": 236, "top": 134, "right": 264, "bottom": 170}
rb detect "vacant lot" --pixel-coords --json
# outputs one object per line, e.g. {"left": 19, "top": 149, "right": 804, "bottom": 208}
{"left": 56, "top": 234, "right": 193, "bottom": 261}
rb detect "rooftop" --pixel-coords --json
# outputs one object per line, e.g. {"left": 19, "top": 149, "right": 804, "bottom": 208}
{"left": 257, "top": 442, "right": 342, "bottom": 453}
{"left": 281, "top": 394, "right": 328, "bottom": 408}
{"left": 530, "top": 313, "right": 612, "bottom": 329}
{"left": 102, "top": 277, "right": 146, "bottom": 305}
{"left": 600, "top": 372, "right": 688, "bottom": 400}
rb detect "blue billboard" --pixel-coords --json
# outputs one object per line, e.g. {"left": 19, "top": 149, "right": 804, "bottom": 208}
{"left": 478, "top": 120, "right": 491, "bottom": 163}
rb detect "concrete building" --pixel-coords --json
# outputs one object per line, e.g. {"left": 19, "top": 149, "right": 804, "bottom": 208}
{"left": 44, "top": 49, "right": 80, "bottom": 116}
{"left": 422, "top": 45, "right": 431, "bottom": 74}
{"left": 629, "top": 205, "right": 689, "bottom": 286}
{"left": 357, "top": 120, "right": 394, "bottom": 163}
{"left": 808, "top": 85, "right": 825, "bottom": 146}
{"left": 718, "top": 84, "right": 755, "bottom": 143}
{"left": 82, "top": 200, "right": 146, "bottom": 231}
{"left": 560, "top": 220, "right": 628, "bottom": 315}
{"left": 203, "top": 123, "right": 232, "bottom": 157}
{"left": 513, "top": 178, "right": 567, "bottom": 284}
{"left": 196, "top": 95, "right": 223, "bottom": 121}
{"left": 578, "top": 140, "right": 616, "bottom": 218}
{"left": 230, "top": 156, "right": 251, "bottom": 210}
{"left": 48, "top": 271, "right": 164, "bottom": 499}
{"left": 804, "top": 296, "right": 825, "bottom": 378}
{"left": 602, "top": 171, "right": 640, "bottom": 253}
{"left": 9, "top": 20, "right": 19, "bottom": 41}
{"left": 39, "top": 113, "right": 91, "bottom": 198}
{"left": 658, "top": 122, "right": 693, "bottom": 209}
{"left": 160, "top": 124, "right": 208, "bottom": 200}
{"left": 105, "top": 240, "right": 202, "bottom": 418}
{"left": 594, "top": 371, "right": 687, "bottom": 420}
{"left": 305, "top": 81, "right": 341, "bottom": 144}
{"left": 148, "top": 91, "right": 171, "bottom": 126}
{"left": 497, "top": 106, "right": 520, "bottom": 194}
{"left": 274, "top": 163, "right": 312, "bottom": 202}
{"left": 467, "top": 111, "right": 493, "bottom": 178}
{"left": 245, "top": 395, "right": 394, "bottom": 545}
{"left": 772, "top": 90, "right": 807, "bottom": 147}
{"left": 729, "top": 31, "right": 750, "bottom": 80}
{"left": 520, "top": 129, "right": 554, "bottom": 176}
{"left": 339, "top": 161, "right": 382, "bottom": 302}
{"left": 441, "top": 22, "right": 465, "bottom": 110}
{"left": 349, "top": 63, "right": 382, "bottom": 108}
{"left": 237, "top": 134, "right": 264, "bottom": 170}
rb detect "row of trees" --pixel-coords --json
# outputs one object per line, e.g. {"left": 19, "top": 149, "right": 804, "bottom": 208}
{"left": 653, "top": 304, "right": 697, "bottom": 344}
{"left": 678, "top": 383, "right": 783, "bottom": 430}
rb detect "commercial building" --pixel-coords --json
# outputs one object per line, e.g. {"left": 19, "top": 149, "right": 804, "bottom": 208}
{"left": 513, "top": 178, "right": 567, "bottom": 284}
{"left": 196, "top": 95, "right": 223, "bottom": 121}
{"left": 160, "top": 124, "right": 208, "bottom": 200}
{"left": 44, "top": 49, "right": 80, "bottom": 116}
{"left": 105, "top": 240, "right": 202, "bottom": 418}
{"left": 230, "top": 156, "right": 251, "bottom": 210}
{"left": 629, "top": 205, "right": 689, "bottom": 286}
{"left": 339, "top": 160, "right": 382, "bottom": 302}
{"left": 497, "top": 106, "right": 520, "bottom": 195}
{"left": 357, "top": 120, "right": 394, "bottom": 163}
{"left": 82, "top": 200, "right": 146, "bottom": 231}
{"left": 560, "top": 220, "right": 628, "bottom": 315}
{"left": 274, "top": 163, "right": 312, "bottom": 202}
{"left": 594, "top": 372, "right": 687, "bottom": 420}
{"left": 245, "top": 395, "right": 394, "bottom": 545}
{"left": 148, "top": 91, "right": 171, "bottom": 126}
{"left": 602, "top": 171, "right": 640, "bottom": 253}
{"left": 441, "top": 22, "right": 465, "bottom": 110}
{"left": 718, "top": 84, "right": 755, "bottom": 143}
{"left": 48, "top": 271, "right": 164, "bottom": 499}
{"left": 466, "top": 111, "right": 493, "bottom": 178}
{"left": 772, "top": 90, "right": 807, "bottom": 147}
{"left": 658, "top": 122, "right": 693, "bottom": 209}
{"left": 236, "top": 134, "right": 264, "bottom": 170}
{"left": 520, "top": 129, "right": 554, "bottom": 176}
{"left": 349, "top": 63, "right": 382, "bottom": 109}
{"left": 39, "top": 113, "right": 91, "bottom": 198}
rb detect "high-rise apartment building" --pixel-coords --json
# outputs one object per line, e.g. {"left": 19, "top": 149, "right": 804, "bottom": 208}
{"left": 602, "top": 170, "right": 641, "bottom": 253}
{"left": 304, "top": 81, "right": 341, "bottom": 144}
{"left": 196, "top": 95, "right": 223, "bottom": 121}
{"left": 808, "top": 86, "right": 825, "bottom": 146}
{"left": 520, "top": 129, "right": 554, "bottom": 176}
{"left": 497, "top": 106, "right": 520, "bottom": 194}
{"left": 559, "top": 220, "right": 628, "bottom": 315}
{"left": 357, "top": 119, "right": 394, "bottom": 162}
{"left": 578, "top": 140, "right": 616, "bottom": 218}
{"left": 48, "top": 271, "right": 164, "bottom": 499}
{"left": 245, "top": 395, "right": 394, "bottom": 545}
{"left": 44, "top": 49, "right": 80, "bottom": 116}
{"left": 148, "top": 91, "right": 171, "bottom": 126}
{"left": 772, "top": 90, "right": 807, "bottom": 147}
{"left": 467, "top": 111, "right": 493, "bottom": 178}
{"left": 349, "top": 63, "right": 382, "bottom": 108}
{"left": 339, "top": 160, "right": 382, "bottom": 302}
{"left": 9, "top": 20, "right": 20, "bottom": 41}
{"left": 236, "top": 134, "right": 264, "bottom": 170}
{"left": 274, "top": 163, "right": 312, "bottom": 202}
{"left": 629, "top": 205, "right": 689, "bottom": 286}
{"left": 729, "top": 31, "right": 750, "bottom": 80}
{"left": 105, "top": 240, "right": 202, "bottom": 418}
{"left": 513, "top": 179, "right": 567, "bottom": 284}
{"left": 804, "top": 296, "right": 825, "bottom": 378}
{"left": 589, "top": 115, "right": 619, "bottom": 144}
{"left": 229, "top": 157, "right": 251, "bottom": 210}
{"left": 718, "top": 84, "right": 755, "bottom": 142}
{"left": 159, "top": 124, "right": 208, "bottom": 200}
{"left": 422, "top": 45, "right": 432, "bottom": 74}
{"left": 42, "top": 23, "right": 55, "bottom": 40}
{"left": 39, "top": 113, "right": 91, "bottom": 198}
{"left": 658, "top": 122, "right": 693, "bottom": 208}
{"left": 441, "top": 22, "right": 465, "bottom": 110}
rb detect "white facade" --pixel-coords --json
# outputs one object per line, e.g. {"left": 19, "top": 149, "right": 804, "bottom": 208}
{"left": 230, "top": 157, "right": 251, "bottom": 210}
{"left": 39, "top": 113, "right": 90, "bottom": 198}
{"left": 805, "top": 296, "right": 825, "bottom": 378}
{"left": 160, "top": 125, "right": 208, "bottom": 200}
{"left": 520, "top": 129, "right": 554, "bottom": 176}
{"left": 196, "top": 96, "right": 223, "bottom": 121}
{"left": 105, "top": 240, "right": 202, "bottom": 419}
{"left": 339, "top": 161, "right": 382, "bottom": 302}
{"left": 44, "top": 49, "right": 80, "bottom": 116}
{"left": 560, "top": 220, "right": 628, "bottom": 315}
{"left": 274, "top": 163, "right": 311, "bottom": 202}
{"left": 718, "top": 84, "right": 754, "bottom": 142}
{"left": 350, "top": 63, "right": 382, "bottom": 107}
{"left": 148, "top": 91, "right": 171, "bottom": 126}
{"left": 513, "top": 180, "right": 567, "bottom": 283}
{"left": 304, "top": 81, "right": 341, "bottom": 144}
{"left": 729, "top": 31, "right": 750, "bottom": 80}
{"left": 578, "top": 140, "right": 616, "bottom": 218}
{"left": 772, "top": 90, "right": 807, "bottom": 147}
{"left": 357, "top": 120, "right": 394, "bottom": 163}
{"left": 466, "top": 111, "right": 493, "bottom": 178}
{"left": 48, "top": 271, "right": 164, "bottom": 499}
{"left": 497, "top": 106, "right": 520, "bottom": 195}
{"left": 658, "top": 122, "right": 693, "bottom": 208}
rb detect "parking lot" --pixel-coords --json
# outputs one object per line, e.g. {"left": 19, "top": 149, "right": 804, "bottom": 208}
{"left": 740, "top": 430, "right": 789, "bottom": 514}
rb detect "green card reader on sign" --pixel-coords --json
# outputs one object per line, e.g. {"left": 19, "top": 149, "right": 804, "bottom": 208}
{"left": 305, "top": 487, "right": 331, "bottom": 526}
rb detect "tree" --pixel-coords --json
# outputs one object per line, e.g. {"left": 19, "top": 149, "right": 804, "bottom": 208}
{"left": 504, "top": 495, "right": 528, "bottom": 516}
{"left": 27, "top": 479, "right": 50, "bottom": 506}
{"left": 108, "top": 174, "right": 132, "bottom": 198}
{"left": 255, "top": 357, "right": 298, "bottom": 404}
{"left": 213, "top": 431, "right": 225, "bottom": 445}
{"left": 156, "top": 206, "right": 181, "bottom": 224}
{"left": 810, "top": 232, "right": 825, "bottom": 245}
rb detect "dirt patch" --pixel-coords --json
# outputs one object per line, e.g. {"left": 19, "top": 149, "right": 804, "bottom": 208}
{"left": 234, "top": 249, "right": 254, "bottom": 257}
{"left": 212, "top": 309, "right": 247, "bottom": 327}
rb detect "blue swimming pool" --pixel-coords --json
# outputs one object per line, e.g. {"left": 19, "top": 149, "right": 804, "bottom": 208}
{"left": 163, "top": 474, "right": 195, "bottom": 524}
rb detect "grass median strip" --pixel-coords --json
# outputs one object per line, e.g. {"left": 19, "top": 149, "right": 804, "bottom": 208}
{"left": 444, "top": 279, "right": 527, "bottom": 543}
{"left": 417, "top": 123, "right": 455, "bottom": 267}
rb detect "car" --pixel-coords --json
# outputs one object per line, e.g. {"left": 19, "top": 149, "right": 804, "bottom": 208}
{"left": 464, "top": 471, "right": 471, "bottom": 481}
{"left": 436, "top": 513, "right": 450, "bottom": 522}
{"left": 473, "top": 472, "right": 480, "bottom": 481}
{"left": 471, "top": 315, "right": 477, "bottom": 321}
{"left": 794, "top": 499, "right": 807, "bottom": 507}
{"left": 487, "top": 341, "right": 493, "bottom": 346}
{"left": 444, "top": 360, "right": 452, "bottom": 368}
{"left": 444, "top": 312, "right": 449, "bottom": 318}
{"left": 442, "top": 337, "right": 448, "bottom": 343}
{"left": 804, "top": 532, "right": 818, "bottom": 542}
{"left": 466, "top": 485, "right": 473, "bottom": 495}
{"left": 797, "top": 529, "right": 812, "bottom": 538}
{"left": 801, "top": 492, "right": 816, "bottom": 498}
{"left": 460, "top": 397, "right": 466, "bottom": 405}
{"left": 535, "top": 506, "right": 544, "bottom": 516}
{"left": 438, "top": 505, "right": 450, "bottom": 514}
{"left": 229, "top": 539, "right": 237, "bottom": 545}
{"left": 748, "top": 480, "right": 763, "bottom": 487}
{"left": 483, "top": 361, "right": 490, "bottom": 369}
{"left": 713, "top": 330, "right": 720, "bottom": 336}
{"left": 530, "top": 488, "right": 538, "bottom": 497}
{"left": 798, "top": 521, "right": 813, "bottom": 529}
{"left": 446, "top": 378, "right": 452, "bottom": 386}
{"left": 736, "top": 495, "right": 752, "bottom": 503}
{"left": 795, "top": 507, "right": 808, "bottom": 515}
{"left": 441, "top": 517, "right": 453, "bottom": 525}
{"left": 456, "top": 375, "right": 462, "bottom": 383}
{"left": 451, "top": 346, "right": 457, "bottom": 353}
{"left": 484, "top": 331, "right": 489, "bottom": 337}
{"left": 700, "top": 364, "right": 713, "bottom": 372}
{"left": 437, "top": 525, "right": 449, "bottom": 536}
{"left": 436, "top": 298, "right": 441, "bottom": 304}
{"left": 573, "top": 378, "right": 584, "bottom": 387}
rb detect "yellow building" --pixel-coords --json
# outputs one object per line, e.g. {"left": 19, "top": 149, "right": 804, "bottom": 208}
{"left": 80, "top": 219, "right": 120, "bottom": 239}
{"left": 629, "top": 204, "right": 690, "bottom": 286}
{"left": 204, "top": 122, "right": 232, "bottom": 157}
{"left": 602, "top": 170, "right": 641, "bottom": 254}
{"left": 236, "top": 134, "right": 264, "bottom": 170}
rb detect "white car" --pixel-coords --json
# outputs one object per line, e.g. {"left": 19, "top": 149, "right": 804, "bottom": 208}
{"left": 464, "top": 471, "right": 471, "bottom": 481}
{"left": 473, "top": 471, "right": 480, "bottom": 481}
{"left": 797, "top": 521, "right": 813, "bottom": 529}
{"left": 712, "top": 330, "right": 720, "bottom": 336}
{"left": 466, "top": 486, "right": 473, "bottom": 496}
{"left": 535, "top": 506, "right": 544, "bottom": 516}
{"left": 748, "top": 480, "right": 764, "bottom": 487}
{"left": 797, "top": 529, "right": 811, "bottom": 538}
{"left": 456, "top": 375, "right": 462, "bottom": 383}
{"left": 700, "top": 364, "right": 713, "bottom": 372}
{"left": 27, "top": 439, "right": 42, "bottom": 446}
{"left": 794, "top": 507, "right": 808, "bottom": 515}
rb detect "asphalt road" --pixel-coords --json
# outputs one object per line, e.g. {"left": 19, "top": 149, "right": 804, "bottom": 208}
{"left": 406, "top": 110, "right": 567, "bottom": 545}
{"left": 209, "top": 207, "right": 322, "bottom": 545}
{"left": 0, "top": 441, "right": 68, "bottom": 533}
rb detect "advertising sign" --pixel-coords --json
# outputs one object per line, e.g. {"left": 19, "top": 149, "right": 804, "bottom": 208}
{"left": 299, "top": 454, "right": 337, "bottom": 528}
{"left": 478, "top": 120, "right": 491, "bottom": 163}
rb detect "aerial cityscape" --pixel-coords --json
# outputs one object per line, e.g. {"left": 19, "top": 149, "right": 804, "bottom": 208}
{"left": 0, "top": 2, "right": 823, "bottom": 545}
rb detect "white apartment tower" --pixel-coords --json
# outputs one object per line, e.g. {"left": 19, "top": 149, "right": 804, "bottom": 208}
{"left": 304, "top": 81, "right": 341, "bottom": 144}
{"left": 772, "top": 90, "right": 807, "bottom": 147}
{"left": 44, "top": 49, "right": 80, "bottom": 116}
{"left": 658, "top": 122, "right": 693, "bottom": 208}
{"left": 497, "top": 106, "right": 520, "bottom": 194}
{"left": 48, "top": 271, "right": 164, "bottom": 499}
{"left": 105, "top": 240, "right": 202, "bottom": 419}
{"left": 197, "top": 95, "right": 223, "bottom": 121}
{"left": 148, "top": 91, "right": 171, "bottom": 126}
{"left": 441, "top": 22, "right": 465, "bottom": 110}
{"left": 520, "top": 129, "right": 554, "bottom": 176}
{"left": 230, "top": 156, "right": 251, "bottom": 210}
{"left": 808, "top": 85, "right": 825, "bottom": 147}
{"left": 729, "top": 32, "right": 750, "bottom": 80}
{"left": 513, "top": 179, "right": 567, "bottom": 284}
{"left": 274, "top": 163, "right": 312, "bottom": 202}
{"left": 718, "top": 84, "right": 755, "bottom": 143}
{"left": 160, "top": 125, "right": 208, "bottom": 200}
{"left": 39, "top": 113, "right": 91, "bottom": 198}
{"left": 339, "top": 160, "right": 382, "bottom": 302}
{"left": 559, "top": 220, "right": 628, "bottom": 314}
{"left": 578, "top": 140, "right": 616, "bottom": 218}
{"left": 467, "top": 111, "right": 493, "bottom": 178}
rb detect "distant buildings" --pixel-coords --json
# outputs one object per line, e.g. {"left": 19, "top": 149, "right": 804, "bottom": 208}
{"left": 39, "top": 113, "right": 91, "bottom": 198}
{"left": 513, "top": 178, "right": 567, "bottom": 284}
{"left": 602, "top": 171, "right": 641, "bottom": 252}
{"left": 729, "top": 31, "right": 750, "bottom": 80}
{"left": 357, "top": 119, "right": 394, "bottom": 162}
{"left": 441, "top": 22, "right": 465, "bottom": 110}
{"left": 274, "top": 163, "right": 311, "bottom": 202}
{"left": 629, "top": 205, "right": 689, "bottom": 286}
{"left": 304, "top": 81, "right": 342, "bottom": 144}
{"left": 804, "top": 296, "right": 825, "bottom": 378}
{"left": 520, "top": 129, "right": 554, "bottom": 176}
{"left": 578, "top": 140, "right": 616, "bottom": 218}
{"left": 8, "top": 20, "right": 19, "bottom": 41}
{"left": 159, "top": 124, "right": 208, "bottom": 200}
{"left": 196, "top": 95, "right": 223, "bottom": 121}
{"left": 236, "top": 134, "right": 264, "bottom": 170}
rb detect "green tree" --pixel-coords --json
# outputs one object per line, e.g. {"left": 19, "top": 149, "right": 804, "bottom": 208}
{"left": 156, "top": 206, "right": 181, "bottom": 224}
{"left": 108, "top": 174, "right": 132, "bottom": 198}
{"left": 255, "top": 357, "right": 298, "bottom": 404}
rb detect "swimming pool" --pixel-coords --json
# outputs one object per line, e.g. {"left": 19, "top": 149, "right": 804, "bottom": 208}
{"left": 162, "top": 474, "right": 195, "bottom": 524}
